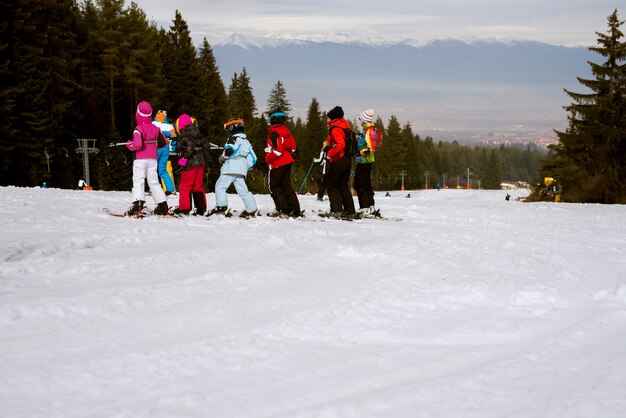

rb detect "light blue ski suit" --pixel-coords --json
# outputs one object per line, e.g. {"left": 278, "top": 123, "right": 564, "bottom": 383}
{"left": 215, "top": 133, "right": 257, "bottom": 212}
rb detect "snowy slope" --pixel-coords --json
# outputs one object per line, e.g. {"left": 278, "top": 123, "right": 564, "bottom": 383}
{"left": 1, "top": 186, "right": 625, "bottom": 418}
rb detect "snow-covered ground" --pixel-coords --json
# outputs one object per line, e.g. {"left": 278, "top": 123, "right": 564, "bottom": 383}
{"left": 1, "top": 186, "right": 625, "bottom": 418}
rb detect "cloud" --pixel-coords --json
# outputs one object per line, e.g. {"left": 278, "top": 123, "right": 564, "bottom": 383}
{"left": 130, "top": 0, "right": 618, "bottom": 46}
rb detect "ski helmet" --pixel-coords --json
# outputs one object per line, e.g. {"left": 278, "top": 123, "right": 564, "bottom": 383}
{"left": 224, "top": 118, "right": 245, "bottom": 134}
{"left": 268, "top": 111, "right": 286, "bottom": 125}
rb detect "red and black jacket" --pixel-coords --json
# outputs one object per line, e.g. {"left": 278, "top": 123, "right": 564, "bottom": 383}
{"left": 325, "top": 117, "right": 352, "bottom": 163}
{"left": 264, "top": 124, "right": 296, "bottom": 170}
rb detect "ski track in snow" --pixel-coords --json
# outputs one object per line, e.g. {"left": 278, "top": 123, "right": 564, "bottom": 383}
{"left": 0, "top": 186, "right": 625, "bottom": 417}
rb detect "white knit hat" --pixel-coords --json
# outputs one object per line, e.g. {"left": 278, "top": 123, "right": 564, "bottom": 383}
{"left": 359, "top": 109, "right": 375, "bottom": 123}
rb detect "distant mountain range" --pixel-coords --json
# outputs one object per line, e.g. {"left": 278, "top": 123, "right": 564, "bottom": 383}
{"left": 210, "top": 37, "right": 596, "bottom": 140}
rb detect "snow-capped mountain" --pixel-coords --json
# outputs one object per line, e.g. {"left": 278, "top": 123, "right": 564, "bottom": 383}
{"left": 206, "top": 34, "right": 596, "bottom": 136}
{"left": 206, "top": 32, "right": 577, "bottom": 49}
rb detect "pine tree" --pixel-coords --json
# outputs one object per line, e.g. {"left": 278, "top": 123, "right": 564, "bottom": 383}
{"left": 165, "top": 10, "right": 199, "bottom": 116}
{"left": 227, "top": 68, "right": 260, "bottom": 168}
{"left": 75, "top": 0, "right": 108, "bottom": 139}
{"left": 376, "top": 116, "right": 402, "bottom": 189}
{"left": 0, "top": 0, "right": 24, "bottom": 185}
{"left": 227, "top": 68, "right": 256, "bottom": 122}
{"left": 121, "top": 4, "right": 165, "bottom": 118}
{"left": 301, "top": 98, "right": 326, "bottom": 163}
{"left": 3, "top": 0, "right": 62, "bottom": 186}
{"left": 98, "top": 0, "right": 125, "bottom": 131}
{"left": 43, "top": 0, "right": 84, "bottom": 188}
{"left": 290, "top": 98, "right": 326, "bottom": 193}
{"left": 400, "top": 123, "right": 420, "bottom": 188}
{"left": 482, "top": 149, "right": 502, "bottom": 189}
{"left": 437, "top": 141, "right": 452, "bottom": 188}
{"left": 543, "top": 9, "right": 626, "bottom": 203}
{"left": 196, "top": 38, "right": 228, "bottom": 191}
{"left": 266, "top": 80, "right": 291, "bottom": 114}
{"left": 197, "top": 38, "right": 227, "bottom": 140}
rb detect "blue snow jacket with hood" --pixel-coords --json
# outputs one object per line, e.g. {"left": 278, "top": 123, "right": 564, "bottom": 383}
{"left": 220, "top": 132, "right": 256, "bottom": 176}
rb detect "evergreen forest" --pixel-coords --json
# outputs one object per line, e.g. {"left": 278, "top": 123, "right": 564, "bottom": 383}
{"left": 5, "top": 1, "right": 619, "bottom": 199}
{"left": 533, "top": 10, "right": 626, "bottom": 204}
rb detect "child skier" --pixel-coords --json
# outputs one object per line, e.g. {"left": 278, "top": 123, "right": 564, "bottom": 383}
{"left": 264, "top": 111, "right": 302, "bottom": 217}
{"left": 152, "top": 110, "right": 176, "bottom": 195}
{"left": 172, "top": 114, "right": 207, "bottom": 215}
{"left": 206, "top": 118, "right": 259, "bottom": 218}
{"left": 125, "top": 101, "right": 169, "bottom": 216}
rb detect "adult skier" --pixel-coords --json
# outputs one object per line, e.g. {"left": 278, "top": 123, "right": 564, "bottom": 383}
{"left": 354, "top": 109, "right": 380, "bottom": 218}
{"left": 322, "top": 106, "right": 356, "bottom": 219}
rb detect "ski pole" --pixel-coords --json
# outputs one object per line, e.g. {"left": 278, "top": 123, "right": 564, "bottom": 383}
{"left": 109, "top": 140, "right": 223, "bottom": 149}
{"left": 108, "top": 140, "right": 158, "bottom": 147}
{"left": 298, "top": 160, "right": 317, "bottom": 194}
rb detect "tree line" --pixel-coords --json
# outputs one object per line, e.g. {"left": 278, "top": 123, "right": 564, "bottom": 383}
{"left": 531, "top": 9, "right": 626, "bottom": 204}
{"left": 1, "top": 0, "right": 547, "bottom": 194}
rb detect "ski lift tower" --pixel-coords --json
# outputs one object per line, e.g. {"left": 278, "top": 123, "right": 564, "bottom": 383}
{"left": 75, "top": 139, "right": 99, "bottom": 187}
{"left": 399, "top": 170, "right": 407, "bottom": 191}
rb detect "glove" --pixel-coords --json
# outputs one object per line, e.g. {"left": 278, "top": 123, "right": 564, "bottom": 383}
{"left": 264, "top": 146, "right": 272, "bottom": 153}
{"left": 178, "top": 158, "right": 188, "bottom": 166}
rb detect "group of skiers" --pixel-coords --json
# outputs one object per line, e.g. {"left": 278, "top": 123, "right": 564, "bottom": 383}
{"left": 124, "top": 100, "right": 382, "bottom": 220}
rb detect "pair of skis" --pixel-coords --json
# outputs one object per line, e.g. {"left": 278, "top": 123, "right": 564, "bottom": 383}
{"left": 103, "top": 207, "right": 401, "bottom": 222}
{"left": 102, "top": 208, "right": 182, "bottom": 218}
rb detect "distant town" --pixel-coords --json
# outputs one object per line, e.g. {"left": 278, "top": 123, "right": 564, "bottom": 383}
{"left": 425, "top": 127, "right": 559, "bottom": 149}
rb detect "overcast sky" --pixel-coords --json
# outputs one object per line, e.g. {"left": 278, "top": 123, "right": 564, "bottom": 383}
{"left": 128, "top": 0, "right": 619, "bottom": 47}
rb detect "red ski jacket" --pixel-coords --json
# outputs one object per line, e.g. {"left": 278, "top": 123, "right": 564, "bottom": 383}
{"left": 326, "top": 117, "right": 352, "bottom": 163}
{"left": 264, "top": 124, "right": 296, "bottom": 170}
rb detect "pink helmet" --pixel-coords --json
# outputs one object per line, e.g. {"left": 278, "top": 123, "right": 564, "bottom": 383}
{"left": 176, "top": 114, "right": 193, "bottom": 133}
{"left": 135, "top": 101, "right": 153, "bottom": 125}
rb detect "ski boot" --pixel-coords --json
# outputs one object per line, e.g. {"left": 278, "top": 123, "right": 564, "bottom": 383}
{"left": 192, "top": 192, "right": 207, "bottom": 216}
{"left": 153, "top": 201, "right": 170, "bottom": 216}
{"left": 356, "top": 206, "right": 370, "bottom": 219}
{"left": 266, "top": 209, "right": 290, "bottom": 219}
{"left": 126, "top": 200, "right": 145, "bottom": 217}
{"left": 240, "top": 209, "right": 260, "bottom": 219}
{"left": 206, "top": 206, "right": 232, "bottom": 217}
{"left": 170, "top": 206, "right": 190, "bottom": 215}
{"left": 289, "top": 210, "right": 305, "bottom": 218}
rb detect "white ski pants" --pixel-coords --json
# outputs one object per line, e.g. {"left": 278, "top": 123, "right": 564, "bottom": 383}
{"left": 132, "top": 159, "right": 167, "bottom": 204}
